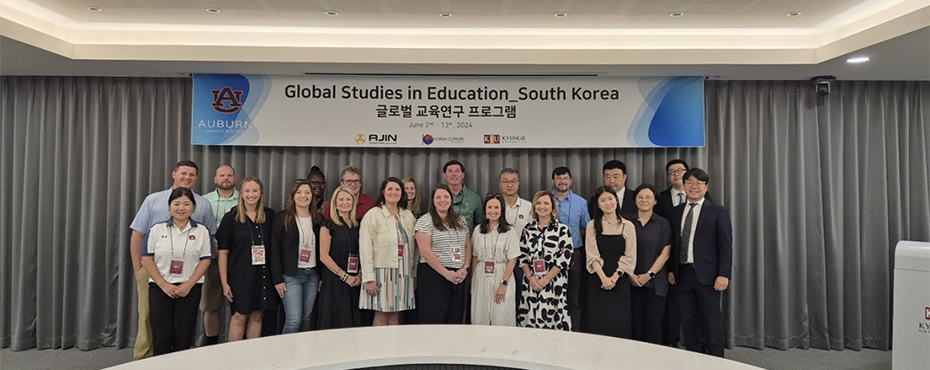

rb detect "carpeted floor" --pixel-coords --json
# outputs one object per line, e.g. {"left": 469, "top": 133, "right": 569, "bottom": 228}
{"left": 0, "top": 345, "right": 892, "bottom": 370}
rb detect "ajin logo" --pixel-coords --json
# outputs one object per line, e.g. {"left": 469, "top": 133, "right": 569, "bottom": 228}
{"left": 484, "top": 134, "right": 501, "bottom": 144}
{"left": 355, "top": 134, "right": 366, "bottom": 144}
{"left": 211, "top": 86, "right": 244, "bottom": 114}
{"left": 422, "top": 134, "right": 434, "bottom": 145}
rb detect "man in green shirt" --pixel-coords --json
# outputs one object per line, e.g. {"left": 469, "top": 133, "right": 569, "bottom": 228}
{"left": 443, "top": 160, "right": 482, "bottom": 231}
{"left": 201, "top": 164, "right": 238, "bottom": 345}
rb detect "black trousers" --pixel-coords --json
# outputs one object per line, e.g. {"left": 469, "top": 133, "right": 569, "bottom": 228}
{"left": 631, "top": 286, "right": 666, "bottom": 344}
{"left": 417, "top": 263, "right": 465, "bottom": 324}
{"left": 149, "top": 283, "right": 202, "bottom": 356}
{"left": 663, "top": 280, "right": 681, "bottom": 345}
{"left": 567, "top": 246, "right": 587, "bottom": 332}
{"left": 678, "top": 264, "right": 724, "bottom": 357}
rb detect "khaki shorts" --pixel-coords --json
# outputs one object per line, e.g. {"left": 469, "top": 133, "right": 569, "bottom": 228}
{"left": 199, "top": 261, "right": 224, "bottom": 312}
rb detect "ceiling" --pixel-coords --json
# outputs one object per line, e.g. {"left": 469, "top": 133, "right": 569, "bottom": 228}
{"left": 1, "top": 0, "right": 928, "bottom": 80}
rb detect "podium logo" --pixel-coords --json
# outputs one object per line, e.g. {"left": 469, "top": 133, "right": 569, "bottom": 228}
{"left": 211, "top": 86, "right": 244, "bottom": 113}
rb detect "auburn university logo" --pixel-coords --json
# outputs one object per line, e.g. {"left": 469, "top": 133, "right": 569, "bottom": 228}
{"left": 211, "top": 86, "right": 244, "bottom": 113}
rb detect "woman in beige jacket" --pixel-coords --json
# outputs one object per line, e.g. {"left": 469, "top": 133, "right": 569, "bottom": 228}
{"left": 359, "top": 177, "right": 418, "bottom": 326}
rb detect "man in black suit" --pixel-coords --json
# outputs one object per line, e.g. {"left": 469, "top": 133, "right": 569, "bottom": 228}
{"left": 591, "top": 160, "right": 637, "bottom": 219}
{"left": 669, "top": 168, "right": 732, "bottom": 357}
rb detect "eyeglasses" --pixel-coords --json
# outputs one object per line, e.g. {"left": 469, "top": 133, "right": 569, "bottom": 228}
{"left": 667, "top": 169, "right": 687, "bottom": 175}
{"left": 499, "top": 180, "right": 519, "bottom": 185}
{"left": 341, "top": 179, "right": 361, "bottom": 184}
{"left": 684, "top": 180, "right": 706, "bottom": 187}
{"left": 309, "top": 181, "right": 325, "bottom": 186}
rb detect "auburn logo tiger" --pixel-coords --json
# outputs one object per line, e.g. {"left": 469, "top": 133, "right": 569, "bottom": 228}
{"left": 211, "top": 86, "right": 244, "bottom": 113}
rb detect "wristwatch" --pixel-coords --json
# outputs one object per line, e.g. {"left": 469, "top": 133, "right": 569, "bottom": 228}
{"left": 648, "top": 271, "right": 656, "bottom": 279}
{"left": 501, "top": 280, "right": 508, "bottom": 286}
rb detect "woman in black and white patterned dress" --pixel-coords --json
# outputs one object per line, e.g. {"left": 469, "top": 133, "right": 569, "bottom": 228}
{"left": 517, "top": 191, "right": 573, "bottom": 331}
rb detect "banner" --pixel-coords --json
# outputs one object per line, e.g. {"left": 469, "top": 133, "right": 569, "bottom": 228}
{"left": 192, "top": 75, "right": 704, "bottom": 148}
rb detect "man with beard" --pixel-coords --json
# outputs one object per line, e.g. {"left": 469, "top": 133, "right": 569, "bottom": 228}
{"left": 201, "top": 164, "right": 239, "bottom": 345}
{"left": 551, "top": 166, "right": 590, "bottom": 331}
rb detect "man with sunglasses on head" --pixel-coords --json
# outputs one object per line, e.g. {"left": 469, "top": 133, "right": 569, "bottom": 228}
{"left": 443, "top": 160, "right": 483, "bottom": 231}
{"left": 322, "top": 165, "right": 376, "bottom": 221}
{"left": 200, "top": 164, "right": 239, "bottom": 345}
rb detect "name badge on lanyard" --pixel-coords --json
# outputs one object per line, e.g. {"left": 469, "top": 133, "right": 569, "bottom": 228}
{"left": 397, "top": 244, "right": 405, "bottom": 257}
{"left": 169, "top": 260, "right": 184, "bottom": 275}
{"left": 251, "top": 245, "right": 266, "bottom": 265}
{"left": 452, "top": 247, "right": 463, "bottom": 262}
{"left": 299, "top": 247, "right": 313, "bottom": 264}
{"left": 484, "top": 261, "right": 495, "bottom": 275}
{"left": 533, "top": 259, "right": 546, "bottom": 276}
{"left": 347, "top": 254, "right": 359, "bottom": 274}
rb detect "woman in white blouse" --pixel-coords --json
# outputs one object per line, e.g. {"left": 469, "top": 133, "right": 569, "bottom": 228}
{"left": 141, "top": 187, "right": 212, "bottom": 355}
{"left": 470, "top": 193, "right": 521, "bottom": 326}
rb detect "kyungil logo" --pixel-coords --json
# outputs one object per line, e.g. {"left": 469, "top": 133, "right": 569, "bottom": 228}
{"left": 925, "top": 307, "right": 930, "bottom": 320}
{"left": 211, "top": 86, "right": 244, "bottom": 113}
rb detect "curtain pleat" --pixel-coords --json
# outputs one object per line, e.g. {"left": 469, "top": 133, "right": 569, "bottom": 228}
{"left": 0, "top": 77, "right": 927, "bottom": 351}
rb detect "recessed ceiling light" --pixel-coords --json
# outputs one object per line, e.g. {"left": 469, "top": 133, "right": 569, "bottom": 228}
{"left": 205, "top": 8, "right": 220, "bottom": 13}
{"left": 324, "top": 10, "right": 338, "bottom": 16}
{"left": 87, "top": 6, "right": 103, "bottom": 12}
{"left": 786, "top": 12, "right": 802, "bottom": 17}
{"left": 554, "top": 13, "right": 568, "bottom": 18}
{"left": 439, "top": 12, "right": 452, "bottom": 17}
{"left": 847, "top": 56, "right": 870, "bottom": 64}
{"left": 670, "top": 12, "right": 685, "bottom": 17}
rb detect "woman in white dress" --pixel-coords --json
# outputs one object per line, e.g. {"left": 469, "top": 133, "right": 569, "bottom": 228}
{"left": 470, "top": 194, "right": 521, "bottom": 326}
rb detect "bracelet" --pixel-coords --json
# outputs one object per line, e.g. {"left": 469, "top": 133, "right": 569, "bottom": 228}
{"left": 340, "top": 273, "right": 348, "bottom": 282}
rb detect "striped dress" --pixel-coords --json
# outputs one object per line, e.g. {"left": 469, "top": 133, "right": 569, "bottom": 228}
{"left": 359, "top": 222, "right": 416, "bottom": 312}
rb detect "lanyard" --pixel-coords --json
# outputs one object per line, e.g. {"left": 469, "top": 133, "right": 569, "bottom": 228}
{"left": 169, "top": 223, "right": 191, "bottom": 259}
{"left": 296, "top": 217, "right": 314, "bottom": 247}
{"left": 341, "top": 217, "right": 357, "bottom": 253}
{"left": 531, "top": 222, "right": 550, "bottom": 258}
{"left": 247, "top": 217, "right": 265, "bottom": 246}
{"left": 484, "top": 229, "right": 502, "bottom": 261}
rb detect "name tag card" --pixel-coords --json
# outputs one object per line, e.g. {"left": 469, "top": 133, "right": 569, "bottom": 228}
{"left": 251, "top": 245, "right": 266, "bottom": 265}
{"left": 484, "top": 261, "right": 495, "bottom": 275}
{"left": 533, "top": 259, "right": 546, "bottom": 276}
{"left": 452, "top": 247, "right": 463, "bottom": 262}
{"left": 299, "top": 249, "right": 313, "bottom": 263}
{"left": 347, "top": 254, "right": 359, "bottom": 274}
{"left": 169, "top": 260, "right": 184, "bottom": 275}
{"left": 397, "top": 244, "right": 405, "bottom": 257}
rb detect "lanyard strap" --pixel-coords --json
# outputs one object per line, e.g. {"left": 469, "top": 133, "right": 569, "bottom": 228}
{"left": 247, "top": 217, "right": 265, "bottom": 246}
{"left": 296, "top": 217, "right": 314, "bottom": 247}
{"left": 169, "top": 223, "right": 191, "bottom": 258}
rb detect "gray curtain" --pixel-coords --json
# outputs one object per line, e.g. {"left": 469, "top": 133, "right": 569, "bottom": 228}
{"left": 1, "top": 77, "right": 927, "bottom": 352}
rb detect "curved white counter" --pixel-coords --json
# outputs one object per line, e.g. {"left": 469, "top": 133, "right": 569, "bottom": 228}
{"left": 110, "top": 325, "right": 761, "bottom": 370}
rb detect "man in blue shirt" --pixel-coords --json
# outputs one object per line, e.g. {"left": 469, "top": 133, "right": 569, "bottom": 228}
{"left": 129, "top": 160, "right": 216, "bottom": 360}
{"left": 551, "top": 166, "right": 590, "bottom": 332}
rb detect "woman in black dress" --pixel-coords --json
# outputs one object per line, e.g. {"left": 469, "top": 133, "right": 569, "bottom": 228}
{"left": 217, "top": 177, "right": 283, "bottom": 341}
{"left": 584, "top": 186, "right": 637, "bottom": 338}
{"left": 317, "top": 186, "right": 363, "bottom": 329}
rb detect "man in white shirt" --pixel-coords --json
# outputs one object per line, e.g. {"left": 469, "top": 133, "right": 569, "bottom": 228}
{"left": 498, "top": 168, "right": 531, "bottom": 231}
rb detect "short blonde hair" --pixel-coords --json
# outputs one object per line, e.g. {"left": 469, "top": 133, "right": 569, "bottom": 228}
{"left": 329, "top": 186, "right": 358, "bottom": 227}
{"left": 530, "top": 190, "right": 559, "bottom": 221}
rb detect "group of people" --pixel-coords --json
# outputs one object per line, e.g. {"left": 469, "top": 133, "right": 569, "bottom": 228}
{"left": 130, "top": 158, "right": 732, "bottom": 359}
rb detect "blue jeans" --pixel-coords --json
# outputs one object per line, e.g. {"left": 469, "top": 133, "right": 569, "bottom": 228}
{"left": 282, "top": 268, "right": 320, "bottom": 334}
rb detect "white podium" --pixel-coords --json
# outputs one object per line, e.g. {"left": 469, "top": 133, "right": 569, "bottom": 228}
{"left": 893, "top": 241, "right": 930, "bottom": 370}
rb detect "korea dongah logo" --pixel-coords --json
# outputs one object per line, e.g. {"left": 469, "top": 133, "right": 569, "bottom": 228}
{"left": 211, "top": 86, "right": 244, "bottom": 114}
{"left": 356, "top": 134, "right": 367, "bottom": 144}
